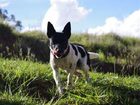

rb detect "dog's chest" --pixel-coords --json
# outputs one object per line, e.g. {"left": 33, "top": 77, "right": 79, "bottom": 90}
{"left": 50, "top": 45, "right": 78, "bottom": 71}
{"left": 54, "top": 57, "right": 73, "bottom": 70}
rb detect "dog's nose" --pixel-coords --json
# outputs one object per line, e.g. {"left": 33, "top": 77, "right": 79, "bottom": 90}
{"left": 53, "top": 48, "right": 60, "bottom": 53}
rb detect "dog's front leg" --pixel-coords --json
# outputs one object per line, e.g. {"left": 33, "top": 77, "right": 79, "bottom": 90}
{"left": 66, "top": 66, "right": 76, "bottom": 89}
{"left": 52, "top": 67, "right": 63, "bottom": 95}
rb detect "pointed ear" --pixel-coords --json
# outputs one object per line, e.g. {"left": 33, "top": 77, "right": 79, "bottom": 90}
{"left": 47, "top": 22, "right": 56, "bottom": 38}
{"left": 62, "top": 22, "right": 71, "bottom": 39}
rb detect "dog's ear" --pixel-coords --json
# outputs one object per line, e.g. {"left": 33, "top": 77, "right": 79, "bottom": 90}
{"left": 47, "top": 22, "right": 56, "bottom": 38}
{"left": 62, "top": 22, "right": 71, "bottom": 39}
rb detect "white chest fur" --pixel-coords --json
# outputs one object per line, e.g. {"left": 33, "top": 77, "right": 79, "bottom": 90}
{"left": 54, "top": 56, "right": 72, "bottom": 69}
{"left": 50, "top": 45, "right": 78, "bottom": 71}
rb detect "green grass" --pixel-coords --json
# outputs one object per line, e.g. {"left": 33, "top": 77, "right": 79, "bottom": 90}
{"left": 0, "top": 23, "right": 140, "bottom": 104}
{"left": 0, "top": 58, "right": 140, "bottom": 105}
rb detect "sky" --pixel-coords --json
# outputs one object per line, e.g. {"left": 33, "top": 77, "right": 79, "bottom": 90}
{"left": 0, "top": 0, "right": 140, "bottom": 37}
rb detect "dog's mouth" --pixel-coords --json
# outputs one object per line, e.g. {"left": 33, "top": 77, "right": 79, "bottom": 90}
{"left": 53, "top": 51, "right": 63, "bottom": 58}
{"left": 50, "top": 46, "right": 69, "bottom": 58}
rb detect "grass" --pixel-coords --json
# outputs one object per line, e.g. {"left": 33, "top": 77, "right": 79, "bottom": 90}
{"left": 0, "top": 58, "right": 140, "bottom": 105}
{"left": 0, "top": 92, "right": 43, "bottom": 105}
{"left": 0, "top": 23, "right": 140, "bottom": 104}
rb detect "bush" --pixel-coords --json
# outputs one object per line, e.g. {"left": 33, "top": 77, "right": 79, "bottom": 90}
{"left": 0, "top": 23, "right": 50, "bottom": 62}
{"left": 14, "top": 31, "right": 50, "bottom": 62}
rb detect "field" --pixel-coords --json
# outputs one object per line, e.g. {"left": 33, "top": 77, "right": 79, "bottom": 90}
{"left": 0, "top": 23, "right": 140, "bottom": 105}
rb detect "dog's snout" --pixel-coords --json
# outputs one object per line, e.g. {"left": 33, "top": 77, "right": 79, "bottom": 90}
{"left": 54, "top": 47, "right": 61, "bottom": 53}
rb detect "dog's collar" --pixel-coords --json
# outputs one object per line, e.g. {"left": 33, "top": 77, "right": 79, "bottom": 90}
{"left": 50, "top": 45, "right": 70, "bottom": 59}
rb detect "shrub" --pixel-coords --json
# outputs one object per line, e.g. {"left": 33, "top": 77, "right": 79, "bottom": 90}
{"left": 0, "top": 23, "right": 50, "bottom": 62}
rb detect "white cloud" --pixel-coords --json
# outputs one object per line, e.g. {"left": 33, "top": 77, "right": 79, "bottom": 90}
{"left": 0, "top": 2, "right": 9, "bottom": 8}
{"left": 42, "top": 0, "right": 91, "bottom": 32}
{"left": 21, "top": 26, "right": 41, "bottom": 33}
{"left": 88, "top": 9, "right": 140, "bottom": 38}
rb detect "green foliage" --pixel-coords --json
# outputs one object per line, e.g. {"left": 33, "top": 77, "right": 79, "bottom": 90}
{"left": 0, "top": 58, "right": 55, "bottom": 104}
{"left": 0, "top": 22, "right": 13, "bottom": 36}
{"left": 0, "top": 24, "right": 49, "bottom": 62}
{"left": 71, "top": 33, "right": 137, "bottom": 58}
{"left": 0, "top": 92, "right": 42, "bottom": 105}
{"left": 14, "top": 31, "right": 50, "bottom": 62}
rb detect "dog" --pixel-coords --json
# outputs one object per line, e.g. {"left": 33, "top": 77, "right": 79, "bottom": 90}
{"left": 47, "top": 22, "right": 99, "bottom": 94}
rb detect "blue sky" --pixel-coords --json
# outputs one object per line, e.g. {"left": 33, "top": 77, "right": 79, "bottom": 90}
{"left": 0, "top": 0, "right": 140, "bottom": 37}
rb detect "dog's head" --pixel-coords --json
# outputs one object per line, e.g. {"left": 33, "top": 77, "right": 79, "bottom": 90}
{"left": 47, "top": 22, "right": 71, "bottom": 58}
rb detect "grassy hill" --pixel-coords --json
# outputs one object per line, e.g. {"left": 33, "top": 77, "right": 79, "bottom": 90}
{"left": 0, "top": 22, "right": 140, "bottom": 105}
{"left": 1, "top": 23, "right": 140, "bottom": 75}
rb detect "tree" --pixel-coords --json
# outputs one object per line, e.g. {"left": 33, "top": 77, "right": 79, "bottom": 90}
{"left": 15, "top": 20, "right": 22, "bottom": 30}
{"left": 0, "top": 8, "right": 22, "bottom": 30}
{"left": 10, "top": 14, "right": 15, "bottom": 22}
{"left": 0, "top": 8, "right": 8, "bottom": 21}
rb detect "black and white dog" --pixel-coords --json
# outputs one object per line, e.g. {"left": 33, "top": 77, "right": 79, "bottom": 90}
{"left": 47, "top": 22, "right": 99, "bottom": 94}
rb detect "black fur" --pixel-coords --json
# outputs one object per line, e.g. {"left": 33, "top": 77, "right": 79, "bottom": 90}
{"left": 71, "top": 44, "right": 78, "bottom": 56}
{"left": 77, "top": 59, "right": 81, "bottom": 68}
{"left": 86, "top": 53, "right": 90, "bottom": 68}
{"left": 47, "top": 22, "right": 56, "bottom": 38}
{"left": 77, "top": 46, "right": 86, "bottom": 57}
{"left": 62, "top": 22, "right": 71, "bottom": 39}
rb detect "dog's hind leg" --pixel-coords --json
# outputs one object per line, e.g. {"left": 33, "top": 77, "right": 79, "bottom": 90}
{"left": 74, "top": 70, "right": 82, "bottom": 84}
{"left": 82, "top": 65, "right": 90, "bottom": 83}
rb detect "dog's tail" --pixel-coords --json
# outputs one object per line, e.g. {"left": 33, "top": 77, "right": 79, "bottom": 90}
{"left": 88, "top": 52, "right": 99, "bottom": 59}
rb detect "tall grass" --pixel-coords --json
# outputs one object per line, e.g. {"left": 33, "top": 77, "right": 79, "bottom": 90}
{"left": 0, "top": 23, "right": 49, "bottom": 62}
{"left": 1, "top": 22, "right": 140, "bottom": 63}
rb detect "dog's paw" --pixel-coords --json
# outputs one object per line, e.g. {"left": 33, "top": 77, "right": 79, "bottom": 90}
{"left": 57, "top": 87, "right": 64, "bottom": 95}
